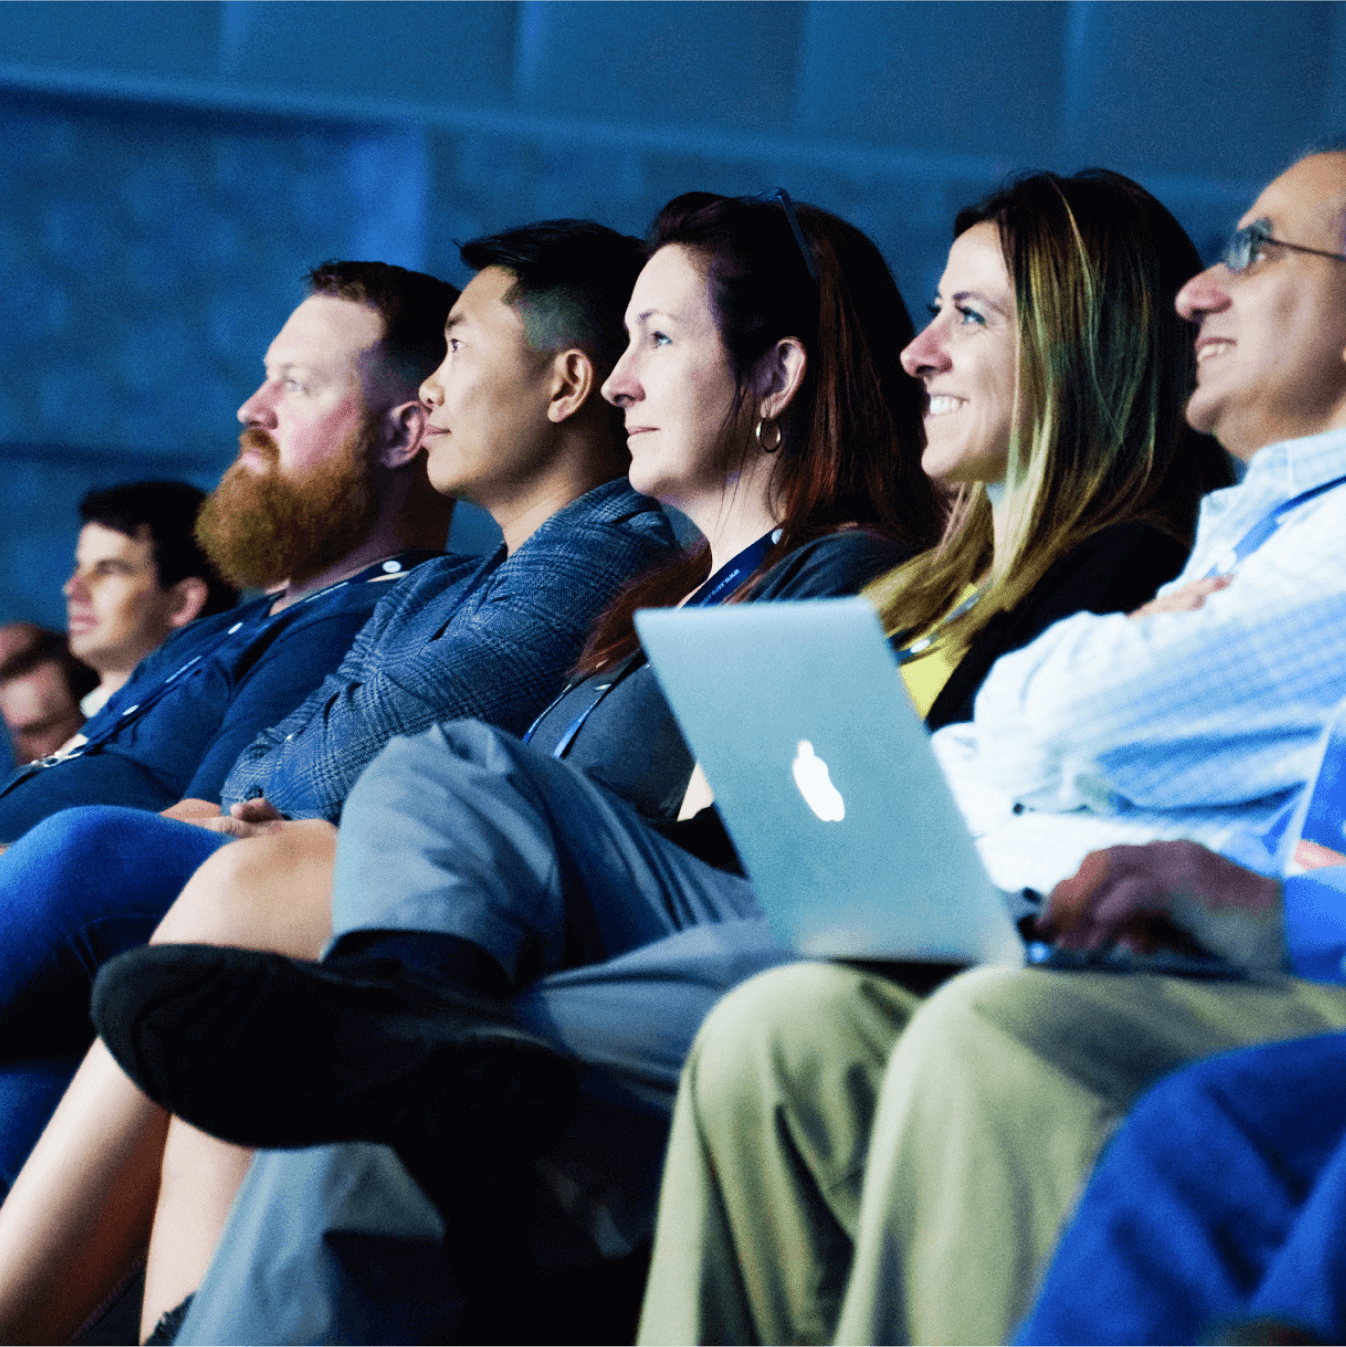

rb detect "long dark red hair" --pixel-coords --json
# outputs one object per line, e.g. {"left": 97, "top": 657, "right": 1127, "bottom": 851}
{"left": 573, "top": 191, "right": 942, "bottom": 677}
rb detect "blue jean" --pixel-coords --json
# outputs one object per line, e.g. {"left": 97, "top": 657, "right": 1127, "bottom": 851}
{"left": 0, "top": 806, "right": 230, "bottom": 1187}
{"left": 1016, "top": 1031, "right": 1346, "bottom": 1345}
{"left": 0, "top": 1059, "right": 82, "bottom": 1197}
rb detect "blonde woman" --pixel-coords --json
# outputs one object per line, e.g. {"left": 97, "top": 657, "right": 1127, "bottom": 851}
{"left": 873, "top": 168, "right": 1230, "bottom": 730}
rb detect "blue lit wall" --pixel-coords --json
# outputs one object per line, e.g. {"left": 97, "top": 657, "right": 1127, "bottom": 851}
{"left": 2, "top": 0, "right": 1343, "bottom": 626}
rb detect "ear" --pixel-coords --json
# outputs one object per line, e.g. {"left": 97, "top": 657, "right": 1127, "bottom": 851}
{"left": 167, "top": 576, "right": 210, "bottom": 629}
{"left": 755, "top": 337, "right": 809, "bottom": 422}
{"left": 375, "top": 400, "right": 429, "bottom": 469}
{"left": 546, "top": 349, "right": 596, "bottom": 425}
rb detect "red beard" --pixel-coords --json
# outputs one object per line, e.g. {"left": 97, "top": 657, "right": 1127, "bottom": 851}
{"left": 196, "top": 422, "right": 380, "bottom": 590}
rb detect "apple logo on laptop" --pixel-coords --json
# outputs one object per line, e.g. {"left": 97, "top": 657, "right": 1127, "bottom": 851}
{"left": 792, "top": 740, "right": 845, "bottom": 822}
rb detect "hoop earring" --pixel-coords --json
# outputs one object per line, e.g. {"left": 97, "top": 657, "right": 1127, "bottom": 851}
{"left": 755, "top": 417, "right": 782, "bottom": 453}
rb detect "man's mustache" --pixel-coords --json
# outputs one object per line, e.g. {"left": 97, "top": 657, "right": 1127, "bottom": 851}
{"left": 236, "top": 428, "right": 280, "bottom": 467}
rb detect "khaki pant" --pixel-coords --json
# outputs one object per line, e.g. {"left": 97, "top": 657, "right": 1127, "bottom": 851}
{"left": 637, "top": 961, "right": 1346, "bottom": 1345}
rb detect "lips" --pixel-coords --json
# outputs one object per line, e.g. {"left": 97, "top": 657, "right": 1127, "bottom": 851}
{"left": 1195, "top": 337, "right": 1234, "bottom": 364}
{"left": 237, "top": 427, "right": 280, "bottom": 472}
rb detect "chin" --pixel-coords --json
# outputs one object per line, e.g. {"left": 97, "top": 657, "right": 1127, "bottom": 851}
{"left": 625, "top": 463, "right": 660, "bottom": 499}
{"left": 1182, "top": 392, "right": 1220, "bottom": 436}
{"left": 919, "top": 445, "right": 964, "bottom": 482}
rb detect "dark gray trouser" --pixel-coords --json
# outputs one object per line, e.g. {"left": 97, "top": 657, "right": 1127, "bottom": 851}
{"left": 176, "top": 920, "right": 795, "bottom": 1345}
{"left": 329, "top": 718, "right": 766, "bottom": 980}
{"left": 179, "top": 718, "right": 790, "bottom": 1343}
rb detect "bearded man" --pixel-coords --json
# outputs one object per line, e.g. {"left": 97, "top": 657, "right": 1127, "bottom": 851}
{"left": 0, "top": 261, "right": 456, "bottom": 844}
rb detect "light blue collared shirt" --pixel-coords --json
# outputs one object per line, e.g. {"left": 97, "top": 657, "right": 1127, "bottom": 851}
{"left": 932, "top": 426, "right": 1346, "bottom": 893}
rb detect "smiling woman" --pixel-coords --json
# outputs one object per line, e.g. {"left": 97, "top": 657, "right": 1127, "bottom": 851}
{"left": 904, "top": 220, "right": 1018, "bottom": 488}
{"left": 865, "top": 168, "right": 1237, "bottom": 729}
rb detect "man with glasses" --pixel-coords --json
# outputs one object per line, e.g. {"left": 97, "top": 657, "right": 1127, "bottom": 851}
{"left": 629, "top": 152, "right": 1346, "bottom": 1347}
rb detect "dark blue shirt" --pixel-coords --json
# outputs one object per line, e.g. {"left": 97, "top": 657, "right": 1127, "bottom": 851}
{"left": 0, "top": 554, "right": 434, "bottom": 841}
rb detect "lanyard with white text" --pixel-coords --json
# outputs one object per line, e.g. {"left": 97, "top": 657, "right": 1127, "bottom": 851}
{"left": 683, "top": 528, "right": 780, "bottom": 607}
{"left": 1203, "top": 475, "right": 1346, "bottom": 577}
{"left": 523, "top": 529, "right": 781, "bottom": 757}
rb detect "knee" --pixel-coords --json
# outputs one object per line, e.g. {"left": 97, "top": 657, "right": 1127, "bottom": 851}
{"left": 906, "top": 964, "right": 1049, "bottom": 1047}
{"left": 0, "top": 807, "right": 153, "bottom": 906}
{"left": 344, "top": 721, "right": 542, "bottom": 845}
{"left": 686, "top": 962, "right": 912, "bottom": 1135}
{"left": 152, "top": 823, "right": 336, "bottom": 948}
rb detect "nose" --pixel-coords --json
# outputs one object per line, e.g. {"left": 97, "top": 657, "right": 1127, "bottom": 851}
{"left": 1175, "top": 264, "right": 1232, "bottom": 322}
{"left": 419, "top": 360, "right": 446, "bottom": 409}
{"left": 601, "top": 341, "right": 641, "bottom": 408}
{"left": 63, "top": 569, "right": 87, "bottom": 602}
{"left": 900, "top": 318, "right": 951, "bottom": 380}
{"left": 237, "top": 379, "right": 278, "bottom": 427}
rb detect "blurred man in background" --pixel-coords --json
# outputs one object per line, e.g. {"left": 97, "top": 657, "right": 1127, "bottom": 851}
{"left": 0, "top": 625, "right": 95, "bottom": 764}
{"left": 65, "top": 481, "right": 237, "bottom": 718}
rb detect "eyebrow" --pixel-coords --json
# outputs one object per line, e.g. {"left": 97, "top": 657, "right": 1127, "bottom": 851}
{"left": 942, "top": 288, "right": 1012, "bottom": 317}
{"left": 264, "top": 359, "right": 322, "bottom": 378}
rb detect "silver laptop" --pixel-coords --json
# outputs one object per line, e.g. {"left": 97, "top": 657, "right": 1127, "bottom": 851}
{"left": 635, "top": 598, "right": 1025, "bottom": 966}
{"left": 638, "top": 598, "right": 1253, "bottom": 979}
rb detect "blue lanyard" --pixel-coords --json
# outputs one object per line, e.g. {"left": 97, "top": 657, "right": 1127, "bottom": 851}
{"left": 893, "top": 585, "right": 985, "bottom": 665}
{"left": 684, "top": 529, "right": 779, "bottom": 607}
{"left": 524, "top": 529, "right": 781, "bottom": 756}
{"left": 1203, "top": 474, "right": 1346, "bottom": 577}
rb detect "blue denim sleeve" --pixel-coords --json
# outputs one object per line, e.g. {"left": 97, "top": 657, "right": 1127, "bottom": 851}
{"left": 1283, "top": 869, "right": 1346, "bottom": 983}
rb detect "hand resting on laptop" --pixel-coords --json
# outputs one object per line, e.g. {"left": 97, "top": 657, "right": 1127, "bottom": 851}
{"left": 1038, "top": 840, "right": 1288, "bottom": 975}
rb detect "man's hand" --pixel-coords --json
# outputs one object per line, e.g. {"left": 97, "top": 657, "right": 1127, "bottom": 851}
{"left": 1040, "top": 841, "right": 1287, "bottom": 974}
{"left": 1129, "top": 573, "right": 1232, "bottom": 618}
{"left": 189, "top": 797, "right": 289, "bottom": 839}
{"left": 229, "top": 798, "right": 285, "bottom": 825}
{"left": 162, "top": 796, "right": 288, "bottom": 838}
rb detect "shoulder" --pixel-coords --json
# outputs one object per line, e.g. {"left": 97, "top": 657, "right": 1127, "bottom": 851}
{"left": 176, "top": 595, "right": 269, "bottom": 642}
{"left": 752, "top": 528, "right": 917, "bottom": 601}
{"left": 140, "top": 595, "right": 270, "bottom": 666}
{"left": 1036, "top": 521, "right": 1188, "bottom": 597}
{"left": 532, "top": 480, "right": 678, "bottom": 550}
{"left": 368, "top": 551, "right": 491, "bottom": 608}
{"left": 502, "top": 482, "right": 680, "bottom": 585}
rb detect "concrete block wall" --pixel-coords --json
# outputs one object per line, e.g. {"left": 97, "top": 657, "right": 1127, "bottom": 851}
{"left": 1, "top": 0, "right": 1343, "bottom": 626}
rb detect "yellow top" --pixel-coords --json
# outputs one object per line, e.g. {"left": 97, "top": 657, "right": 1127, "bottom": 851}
{"left": 896, "top": 583, "right": 979, "bottom": 719}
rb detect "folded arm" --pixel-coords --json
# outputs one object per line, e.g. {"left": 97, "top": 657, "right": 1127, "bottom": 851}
{"left": 970, "top": 572, "right": 1346, "bottom": 814}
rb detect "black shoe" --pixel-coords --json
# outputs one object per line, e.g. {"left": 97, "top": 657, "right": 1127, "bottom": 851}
{"left": 91, "top": 944, "right": 577, "bottom": 1159}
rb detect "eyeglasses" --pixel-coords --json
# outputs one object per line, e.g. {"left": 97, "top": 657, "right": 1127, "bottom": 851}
{"left": 743, "top": 187, "right": 818, "bottom": 284}
{"left": 1220, "top": 217, "right": 1346, "bottom": 273}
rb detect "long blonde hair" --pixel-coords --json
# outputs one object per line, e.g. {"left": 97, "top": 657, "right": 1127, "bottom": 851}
{"left": 868, "top": 170, "right": 1233, "bottom": 651}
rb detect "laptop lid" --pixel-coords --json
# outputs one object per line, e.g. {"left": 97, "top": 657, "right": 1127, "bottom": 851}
{"left": 1277, "top": 695, "right": 1346, "bottom": 874}
{"left": 636, "top": 598, "right": 1024, "bottom": 965}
